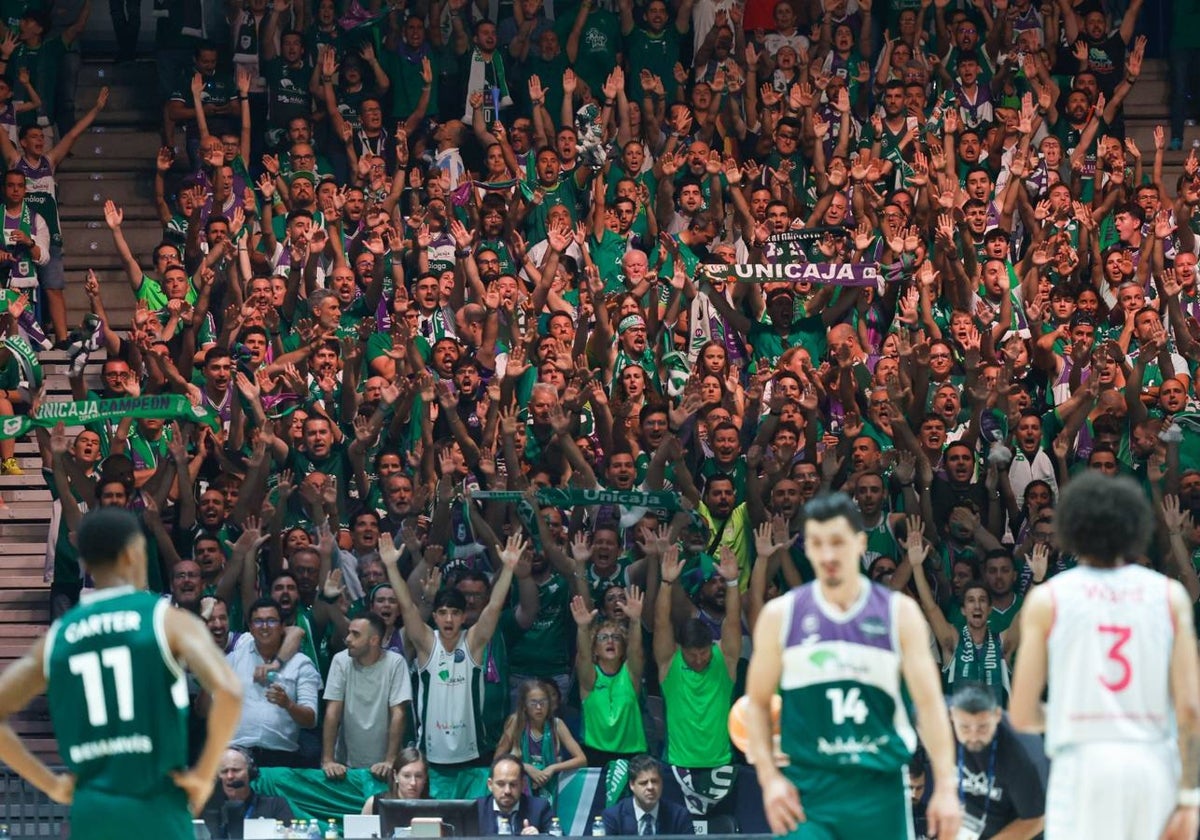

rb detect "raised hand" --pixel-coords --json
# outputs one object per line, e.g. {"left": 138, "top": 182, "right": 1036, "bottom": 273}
{"left": 623, "top": 585, "right": 645, "bottom": 621}
{"left": 499, "top": 532, "right": 528, "bottom": 570}
{"left": 716, "top": 546, "right": 740, "bottom": 583}
{"left": 570, "top": 594, "right": 597, "bottom": 627}
{"left": 660, "top": 544, "right": 682, "bottom": 583}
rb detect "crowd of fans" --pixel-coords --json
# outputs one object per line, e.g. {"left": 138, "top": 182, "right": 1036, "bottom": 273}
{"left": 3, "top": 0, "right": 1198, "bottom": 833}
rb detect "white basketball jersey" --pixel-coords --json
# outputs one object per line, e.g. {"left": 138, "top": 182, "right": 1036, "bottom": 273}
{"left": 1044, "top": 564, "right": 1176, "bottom": 756}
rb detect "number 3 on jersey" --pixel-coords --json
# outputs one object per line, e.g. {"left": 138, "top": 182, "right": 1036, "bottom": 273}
{"left": 826, "top": 686, "right": 869, "bottom": 725}
{"left": 1098, "top": 624, "right": 1133, "bottom": 693}
{"left": 69, "top": 646, "right": 135, "bottom": 726}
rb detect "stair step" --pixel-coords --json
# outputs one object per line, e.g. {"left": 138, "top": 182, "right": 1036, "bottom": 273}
{"left": 61, "top": 219, "right": 162, "bottom": 270}
{"left": 77, "top": 59, "right": 161, "bottom": 88}
{"left": 74, "top": 127, "right": 164, "bottom": 161}
{"left": 0, "top": 489, "right": 52, "bottom": 502}
{"left": 57, "top": 172, "right": 156, "bottom": 212}
{"left": 74, "top": 82, "right": 160, "bottom": 115}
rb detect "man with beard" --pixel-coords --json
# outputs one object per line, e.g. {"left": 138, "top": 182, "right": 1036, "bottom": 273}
{"left": 853, "top": 471, "right": 904, "bottom": 571}
{"left": 913, "top": 555, "right": 1014, "bottom": 704}
{"left": 693, "top": 473, "right": 752, "bottom": 588}
{"left": 1002, "top": 410, "right": 1058, "bottom": 504}
{"left": 859, "top": 80, "right": 912, "bottom": 168}
{"left": 620, "top": 0, "right": 690, "bottom": 101}
{"left": 199, "top": 346, "right": 235, "bottom": 428}
{"left": 193, "top": 486, "right": 236, "bottom": 549}
{"left": 320, "top": 614, "right": 412, "bottom": 780}
{"left": 227, "top": 597, "right": 322, "bottom": 767}
{"left": 979, "top": 550, "right": 1023, "bottom": 634}
{"left": 931, "top": 441, "right": 991, "bottom": 528}
{"left": 377, "top": 473, "right": 417, "bottom": 546}
{"left": 947, "top": 686, "right": 1047, "bottom": 840}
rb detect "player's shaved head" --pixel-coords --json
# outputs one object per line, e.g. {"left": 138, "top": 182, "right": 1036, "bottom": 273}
{"left": 1055, "top": 472, "right": 1152, "bottom": 567}
{"left": 77, "top": 507, "right": 145, "bottom": 570}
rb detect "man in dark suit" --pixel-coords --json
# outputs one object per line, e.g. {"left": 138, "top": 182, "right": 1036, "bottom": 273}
{"left": 602, "top": 755, "right": 694, "bottom": 836}
{"left": 476, "top": 753, "right": 555, "bottom": 835}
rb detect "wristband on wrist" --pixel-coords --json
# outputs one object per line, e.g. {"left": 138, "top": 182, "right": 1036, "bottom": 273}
{"left": 1179, "top": 789, "right": 1200, "bottom": 808}
{"left": 724, "top": 578, "right": 738, "bottom": 587}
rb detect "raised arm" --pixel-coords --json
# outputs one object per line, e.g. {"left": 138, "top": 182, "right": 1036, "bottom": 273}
{"left": 379, "top": 532, "right": 434, "bottom": 657}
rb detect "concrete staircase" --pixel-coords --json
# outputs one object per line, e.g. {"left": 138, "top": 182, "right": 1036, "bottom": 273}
{"left": 0, "top": 61, "right": 155, "bottom": 777}
{"left": 0, "top": 350, "right": 105, "bottom": 779}
{"left": 1122, "top": 60, "right": 1189, "bottom": 185}
{"left": 58, "top": 58, "right": 159, "bottom": 333}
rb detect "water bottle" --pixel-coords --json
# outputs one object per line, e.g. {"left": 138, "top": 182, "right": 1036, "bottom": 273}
{"left": 549, "top": 818, "right": 563, "bottom": 837}
{"left": 1, "top": 825, "right": 12, "bottom": 840}
{"left": 266, "top": 669, "right": 279, "bottom": 685}
{"left": 498, "top": 817, "right": 513, "bottom": 836}
{"left": 193, "top": 820, "right": 212, "bottom": 840}
{"left": 274, "top": 821, "right": 285, "bottom": 839}
{"left": 325, "top": 820, "right": 340, "bottom": 840}
{"left": 307, "top": 821, "right": 322, "bottom": 840}
{"left": 592, "top": 816, "right": 606, "bottom": 836}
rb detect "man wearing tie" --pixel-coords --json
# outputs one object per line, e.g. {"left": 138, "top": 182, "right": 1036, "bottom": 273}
{"left": 476, "top": 754, "right": 555, "bottom": 835}
{"left": 601, "top": 755, "right": 694, "bottom": 836}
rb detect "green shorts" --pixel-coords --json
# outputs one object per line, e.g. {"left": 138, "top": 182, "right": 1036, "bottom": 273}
{"left": 70, "top": 786, "right": 192, "bottom": 840}
{"left": 782, "top": 765, "right": 913, "bottom": 840}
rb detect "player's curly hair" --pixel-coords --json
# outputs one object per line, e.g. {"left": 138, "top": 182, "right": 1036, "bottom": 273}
{"left": 1055, "top": 472, "right": 1152, "bottom": 567}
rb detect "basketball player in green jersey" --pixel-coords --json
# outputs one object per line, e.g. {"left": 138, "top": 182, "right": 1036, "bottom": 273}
{"left": 0, "top": 507, "right": 243, "bottom": 838}
{"left": 743, "top": 492, "right": 961, "bottom": 840}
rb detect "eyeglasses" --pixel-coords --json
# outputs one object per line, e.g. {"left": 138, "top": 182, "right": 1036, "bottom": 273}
{"left": 526, "top": 698, "right": 549, "bottom": 707}
{"left": 251, "top": 618, "right": 281, "bottom": 628}
{"left": 596, "top": 633, "right": 624, "bottom": 643}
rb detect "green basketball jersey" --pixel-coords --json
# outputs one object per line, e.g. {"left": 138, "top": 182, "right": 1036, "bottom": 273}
{"left": 778, "top": 581, "right": 916, "bottom": 775}
{"left": 45, "top": 587, "right": 189, "bottom": 797}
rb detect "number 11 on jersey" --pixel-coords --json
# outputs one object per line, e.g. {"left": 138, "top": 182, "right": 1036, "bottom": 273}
{"left": 68, "top": 646, "right": 135, "bottom": 726}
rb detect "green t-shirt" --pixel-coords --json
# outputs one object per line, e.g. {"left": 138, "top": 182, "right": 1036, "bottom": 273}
{"left": 661, "top": 644, "right": 733, "bottom": 767}
{"left": 581, "top": 663, "right": 647, "bottom": 753}
{"left": 507, "top": 572, "right": 572, "bottom": 677}
{"left": 8, "top": 36, "right": 66, "bottom": 128}
{"left": 747, "top": 314, "right": 828, "bottom": 368}
{"left": 136, "top": 273, "right": 198, "bottom": 311}
{"left": 625, "top": 26, "right": 683, "bottom": 101}
{"left": 553, "top": 6, "right": 621, "bottom": 97}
